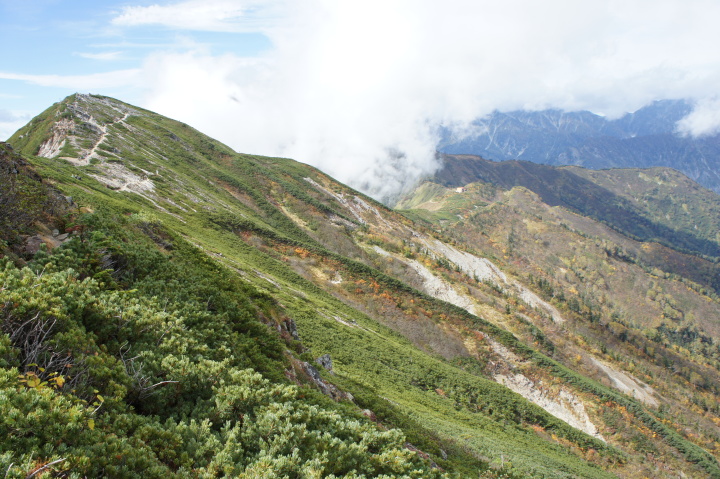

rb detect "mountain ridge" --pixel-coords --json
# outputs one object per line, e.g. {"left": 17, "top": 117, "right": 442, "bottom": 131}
{"left": 2, "top": 94, "right": 720, "bottom": 478}
{"left": 424, "top": 153, "right": 720, "bottom": 263}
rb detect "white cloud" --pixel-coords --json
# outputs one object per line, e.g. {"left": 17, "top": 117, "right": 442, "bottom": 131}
{"left": 18, "top": 0, "right": 720, "bottom": 200}
{"left": 0, "top": 69, "right": 142, "bottom": 89}
{"left": 129, "top": 0, "right": 720, "bottom": 200}
{"left": 0, "top": 109, "right": 20, "bottom": 123}
{"left": 76, "top": 51, "right": 124, "bottom": 61}
{"left": 0, "top": 110, "right": 32, "bottom": 141}
{"left": 111, "top": 0, "right": 284, "bottom": 33}
{"left": 676, "top": 98, "right": 720, "bottom": 137}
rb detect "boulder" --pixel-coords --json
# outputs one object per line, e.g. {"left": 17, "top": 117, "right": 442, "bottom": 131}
{"left": 316, "top": 353, "right": 333, "bottom": 373}
{"left": 23, "top": 236, "right": 44, "bottom": 254}
{"left": 284, "top": 318, "right": 300, "bottom": 341}
{"left": 301, "top": 361, "right": 352, "bottom": 402}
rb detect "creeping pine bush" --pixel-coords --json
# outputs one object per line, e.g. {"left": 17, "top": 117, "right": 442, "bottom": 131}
{"left": 0, "top": 213, "right": 443, "bottom": 478}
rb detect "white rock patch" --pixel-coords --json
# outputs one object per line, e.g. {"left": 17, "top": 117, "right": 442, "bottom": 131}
{"left": 488, "top": 339, "right": 604, "bottom": 440}
{"left": 515, "top": 287, "right": 566, "bottom": 324}
{"left": 407, "top": 258, "right": 476, "bottom": 314}
{"left": 38, "top": 118, "right": 74, "bottom": 159}
{"left": 373, "top": 245, "right": 476, "bottom": 314}
{"left": 590, "top": 357, "right": 658, "bottom": 407}
{"left": 495, "top": 372, "right": 605, "bottom": 441}
{"left": 420, "top": 238, "right": 566, "bottom": 323}
{"left": 304, "top": 177, "right": 366, "bottom": 224}
{"left": 420, "top": 238, "right": 508, "bottom": 284}
{"left": 88, "top": 162, "right": 154, "bottom": 194}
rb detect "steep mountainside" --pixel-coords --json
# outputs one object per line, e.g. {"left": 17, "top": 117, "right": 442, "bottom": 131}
{"left": 430, "top": 154, "right": 720, "bottom": 263}
{"left": 439, "top": 100, "right": 720, "bottom": 194}
{"left": 398, "top": 156, "right": 720, "bottom": 476}
{"left": 3, "top": 94, "right": 720, "bottom": 478}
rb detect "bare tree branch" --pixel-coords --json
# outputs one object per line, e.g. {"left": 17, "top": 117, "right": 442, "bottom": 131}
{"left": 25, "top": 458, "right": 66, "bottom": 479}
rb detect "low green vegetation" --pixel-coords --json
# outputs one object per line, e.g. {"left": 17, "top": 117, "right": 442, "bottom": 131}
{"left": 0, "top": 213, "right": 444, "bottom": 478}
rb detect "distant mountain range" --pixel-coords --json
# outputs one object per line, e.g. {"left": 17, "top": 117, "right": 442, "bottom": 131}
{"left": 439, "top": 100, "right": 720, "bottom": 194}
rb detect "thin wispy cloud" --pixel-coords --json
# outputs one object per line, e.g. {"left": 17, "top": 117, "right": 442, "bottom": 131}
{"left": 90, "top": 41, "right": 186, "bottom": 49}
{"left": 0, "top": 109, "right": 22, "bottom": 123}
{"left": 111, "top": 0, "right": 284, "bottom": 33}
{"left": 0, "top": 109, "right": 31, "bottom": 142}
{"left": 0, "top": 69, "right": 142, "bottom": 89}
{"left": 76, "top": 51, "right": 124, "bottom": 61}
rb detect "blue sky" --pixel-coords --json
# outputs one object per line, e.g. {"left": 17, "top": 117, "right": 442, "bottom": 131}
{"left": 0, "top": 1, "right": 273, "bottom": 137}
{"left": 4, "top": 0, "right": 720, "bottom": 199}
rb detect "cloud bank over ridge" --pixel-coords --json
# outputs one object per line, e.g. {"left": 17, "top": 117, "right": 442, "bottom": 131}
{"left": 125, "top": 0, "right": 720, "bottom": 201}
{"left": 7, "top": 0, "right": 720, "bottom": 201}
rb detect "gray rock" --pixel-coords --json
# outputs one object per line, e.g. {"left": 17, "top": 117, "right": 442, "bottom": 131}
{"left": 316, "top": 353, "right": 333, "bottom": 373}
{"left": 303, "top": 362, "right": 323, "bottom": 384}
{"left": 24, "top": 236, "right": 44, "bottom": 254}
{"left": 361, "top": 409, "right": 377, "bottom": 421}
{"left": 301, "top": 361, "right": 351, "bottom": 402}
{"left": 284, "top": 318, "right": 300, "bottom": 340}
